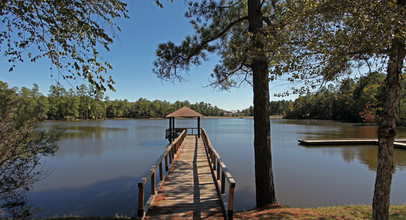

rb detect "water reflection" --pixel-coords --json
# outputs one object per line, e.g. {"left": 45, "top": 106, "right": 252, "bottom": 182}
{"left": 271, "top": 119, "right": 406, "bottom": 169}
{"left": 304, "top": 145, "right": 406, "bottom": 171}
{"left": 41, "top": 120, "right": 169, "bottom": 158}
{"left": 62, "top": 126, "right": 127, "bottom": 140}
{"left": 275, "top": 119, "right": 378, "bottom": 139}
{"left": 0, "top": 191, "right": 36, "bottom": 219}
{"left": 26, "top": 119, "right": 406, "bottom": 218}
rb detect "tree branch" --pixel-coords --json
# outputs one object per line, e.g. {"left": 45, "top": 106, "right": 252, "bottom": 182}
{"left": 186, "top": 16, "right": 249, "bottom": 62}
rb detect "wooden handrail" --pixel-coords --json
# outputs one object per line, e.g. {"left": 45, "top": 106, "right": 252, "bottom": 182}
{"left": 201, "top": 128, "right": 236, "bottom": 220}
{"left": 137, "top": 130, "right": 187, "bottom": 218}
{"left": 166, "top": 127, "right": 200, "bottom": 140}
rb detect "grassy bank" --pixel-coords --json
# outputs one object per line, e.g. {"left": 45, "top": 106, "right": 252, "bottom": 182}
{"left": 234, "top": 204, "right": 406, "bottom": 219}
{"left": 27, "top": 204, "right": 406, "bottom": 219}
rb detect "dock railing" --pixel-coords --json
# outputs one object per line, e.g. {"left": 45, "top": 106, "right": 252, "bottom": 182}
{"left": 177, "top": 127, "right": 200, "bottom": 135}
{"left": 165, "top": 127, "right": 200, "bottom": 139}
{"left": 201, "top": 128, "right": 236, "bottom": 219}
{"left": 137, "top": 130, "right": 187, "bottom": 218}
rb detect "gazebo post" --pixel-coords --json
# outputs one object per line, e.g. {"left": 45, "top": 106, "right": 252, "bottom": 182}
{"left": 168, "top": 117, "right": 171, "bottom": 134}
{"left": 172, "top": 117, "right": 175, "bottom": 140}
{"left": 168, "top": 117, "right": 175, "bottom": 143}
{"left": 171, "top": 117, "right": 175, "bottom": 142}
{"left": 197, "top": 116, "right": 201, "bottom": 138}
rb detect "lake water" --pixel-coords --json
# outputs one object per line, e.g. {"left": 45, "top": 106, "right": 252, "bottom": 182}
{"left": 27, "top": 119, "right": 406, "bottom": 217}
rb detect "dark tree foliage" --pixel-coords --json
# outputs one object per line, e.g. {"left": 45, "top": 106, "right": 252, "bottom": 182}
{"left": 0, "top": 82, "right": 223, "bottom": 120}
{"left": 285, "top": 72, "right": 388, "bottom": 123}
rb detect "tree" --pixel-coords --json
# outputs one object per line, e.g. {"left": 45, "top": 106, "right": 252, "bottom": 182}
{"left": 283, "top": 72, "right": 387, "bottom": 123}
{"left": 0, "top": 81, "right": 59, "bottom": 217}
{"left": 153, "top": 0, "right": 284, "bottom": 207}
{"left": 65, "top": 88, "right": 80, "bottom": 120}
{"left": 248, "top": 0, "right": 277, "bottom": 206}
{"left": 283, "top": 0, "right": 406, "bottom": 218}
{"left": 399, "top": 76, "right": 406, "bottom": 125}
{"left": 353, "top": 72, "right": 385, "bottom": 123}
{"left": 1, "top": 0, "right": 128, "bottom": 91}
{"left": 47, "top": 84, "right": 68, "bottom": 120}
{"left": 88, "top": 86, "right": 104, "bottom": 120}
{"left": 17, "top": 84, "right": 49, "bottom": 122}
{"left": 77, "top": 84, "right": 92, "bottom": 119}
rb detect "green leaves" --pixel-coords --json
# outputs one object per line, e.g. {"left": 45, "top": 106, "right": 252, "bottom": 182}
{"left": 281, "top": 0, "right": 406, "bottom": 92}
{"left": 1, "top": 0, "right": 129, "bottom": 92}
{"left": 154, "top": 0, "right": 174, "bottom": 8}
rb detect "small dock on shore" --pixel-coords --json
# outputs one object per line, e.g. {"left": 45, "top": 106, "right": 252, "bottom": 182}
{"left": 137, "top": 107, "right": 235, "bottom": 219}
{"left": 298, "top": 139, "right": 406, "bottom": 149}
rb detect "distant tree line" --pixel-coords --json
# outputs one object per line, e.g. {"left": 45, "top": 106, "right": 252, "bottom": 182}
{"left": 8, "top": 71, "right": 406, "bottom": 124}
{"left": 286, "top": 72, "right": 385, "bottom": 123}
{"left": 284, "top": 72, "right": 387, "bottom": 123}
{"left": 241, "top": 72, "right": 406, "bottom": 125}
{"left": 2, "top": 81, "right": 222, "bottom": 120}
{"left": 239, "top": 100, "right": 293, "bottom": 117}
{"left": 105, "top": 98, "right": 222, "bottom": 119}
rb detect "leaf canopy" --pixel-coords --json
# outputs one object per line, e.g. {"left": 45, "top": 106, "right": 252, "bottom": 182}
{"left": 1, "top": 0, "right": 129, "bottom": 91}
{"left": 278, "top": 0, "right": 406, "bottom": 94}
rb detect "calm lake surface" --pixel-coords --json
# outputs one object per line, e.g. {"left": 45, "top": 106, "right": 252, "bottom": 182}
{"left": 29, "top": 119, "right": 406, "bottom": 217}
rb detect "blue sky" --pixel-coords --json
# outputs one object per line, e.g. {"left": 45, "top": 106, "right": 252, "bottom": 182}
{"left": 0, "top": 0, "right": 296, "bottom": 111}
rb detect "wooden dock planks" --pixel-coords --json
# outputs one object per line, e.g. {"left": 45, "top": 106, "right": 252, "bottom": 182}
{"left": 145, "top": 135, "right": 224, "bottom": 219}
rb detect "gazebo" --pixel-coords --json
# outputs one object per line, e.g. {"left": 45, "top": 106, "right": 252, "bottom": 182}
{"left": 165, "top": 106, "right": 203, "bottom": 142}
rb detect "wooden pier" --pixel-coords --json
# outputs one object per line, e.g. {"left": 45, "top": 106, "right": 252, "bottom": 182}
{"left": 298, "top": 139, "right": 406, "bottom": 149}
{"left": 137, "top": 129, "right": 235, "bottom": 219}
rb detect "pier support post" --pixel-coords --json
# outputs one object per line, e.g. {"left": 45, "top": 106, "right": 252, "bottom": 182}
{"left": 138, "top": 182, "right": 145, "bottom": 218}
{"left": 165, "top": 155, "right": 169, "bottom": 171}
{"left": 159, "top": 162, "right": 163, "bottom": 181}
{"left": 151, "top": 170, "right": 156, "bottom": 195}
{"left": 221, "top": 172, "right": 226, "bottom": 194}
{"left": 217, "top": 161, "right": 220, "bottom": 180}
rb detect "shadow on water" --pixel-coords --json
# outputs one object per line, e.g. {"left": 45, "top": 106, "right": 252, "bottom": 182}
{"left": 1, "top": 191, "right": 38, "bottom": 219}
{"left": 29, "top": 174, "right": 162, "bottom": 218}
{"left": 29, "top": 176, "right": 141, "bottom": 218}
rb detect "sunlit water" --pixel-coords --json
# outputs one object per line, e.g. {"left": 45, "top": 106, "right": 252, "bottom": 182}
{"left": 27, "top": 119, "right": 406, "bottom": 217}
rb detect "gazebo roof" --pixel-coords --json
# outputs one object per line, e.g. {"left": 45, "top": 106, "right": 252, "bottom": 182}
{"left": 166, "top": 106, "right": 203, "bottom": 118}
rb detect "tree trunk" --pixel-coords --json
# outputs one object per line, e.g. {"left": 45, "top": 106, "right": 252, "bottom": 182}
{"left": 96, "top": 98, "right": 98, "bottom": 120}
{"left": 248, "top": 0, "right": 277, "bottom": 207}
{"left": 372, "top": 24, "right": 406, "bottom": 219}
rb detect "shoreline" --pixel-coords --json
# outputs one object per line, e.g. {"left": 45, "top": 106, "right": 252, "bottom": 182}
{"left": 43, "top": 117, "right": 406, "bottom": 128}
{"left": 28, "top": 204, "right": 406, "bottom": 219}
{"left": 43, "top": 115, "right": 284, "bottom": 121}
{"left": 234, "top": 204, "right": 406, "bottom": 219}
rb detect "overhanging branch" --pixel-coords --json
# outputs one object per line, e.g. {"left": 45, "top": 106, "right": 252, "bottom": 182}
{"left": 187, "top": 16, "right": 249, "bottom": 62}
